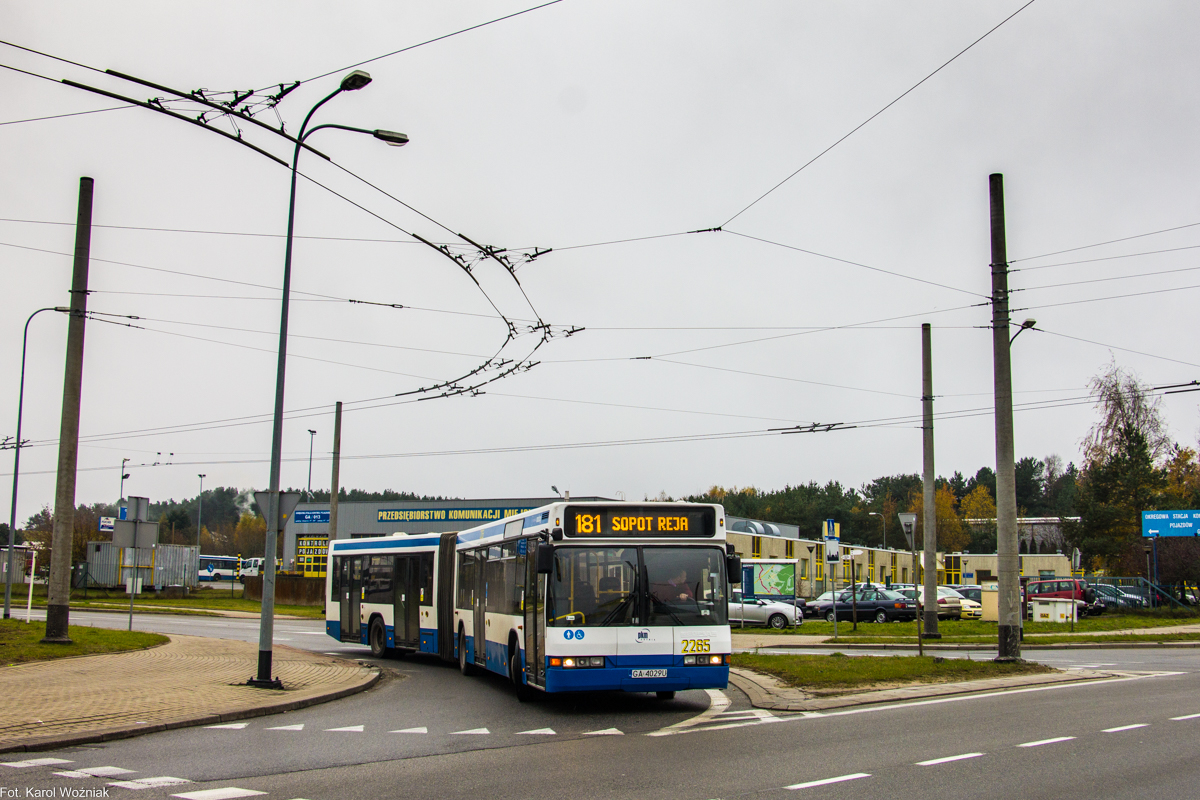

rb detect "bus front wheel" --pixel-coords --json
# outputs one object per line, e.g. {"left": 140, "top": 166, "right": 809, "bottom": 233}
{"left": 368, "top": 618, "right": 389, "bottom": 659}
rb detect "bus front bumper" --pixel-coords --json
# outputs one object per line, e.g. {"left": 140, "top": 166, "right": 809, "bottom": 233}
{"left": 543, "top": 665, "right": 729, "bottom": 693}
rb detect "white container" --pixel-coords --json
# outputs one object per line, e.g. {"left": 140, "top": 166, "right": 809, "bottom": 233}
{"left": 1031, "top": 597, "right": 1076, "bottom": 624}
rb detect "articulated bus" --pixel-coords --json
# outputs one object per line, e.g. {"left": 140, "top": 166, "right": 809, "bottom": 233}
{"left": 324, "top": 501, "right": 741, "bottom": 697}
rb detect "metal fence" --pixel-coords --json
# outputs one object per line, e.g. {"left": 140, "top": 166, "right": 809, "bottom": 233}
{"left": 85, "top": 542, "right": 199, "bottom": 589}
{"left": 1089, "top": 576, "right": 1193, "bottom": 610}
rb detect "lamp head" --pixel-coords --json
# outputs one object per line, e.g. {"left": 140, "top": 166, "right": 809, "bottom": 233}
{"left": 373, "top": 129, "right": 409, "bottom": 146}
{"left": 1021, "top": 318, "right": 1037, "bottom": 330}
{"left": 340, "top": 70, "right": 373, "bottom": 92}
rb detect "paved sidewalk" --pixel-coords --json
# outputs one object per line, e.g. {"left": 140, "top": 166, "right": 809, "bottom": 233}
{"left": 0, "top": 634, "right": 380, "bottom": 753}
{"left": 728, "top": 665, "right": 1116, "bottom": 712}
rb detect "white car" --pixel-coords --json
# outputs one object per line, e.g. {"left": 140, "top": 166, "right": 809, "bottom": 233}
{"left": 729, "top": 591, "right": 803, "bottom": 629}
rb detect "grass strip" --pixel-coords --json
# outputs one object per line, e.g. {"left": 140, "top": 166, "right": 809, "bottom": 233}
{"left": 15, "top": 583, "right": 323, "bottom": 619}
{"left": 732, "top": 652, "right": 1051, "bottom": 693}
{"left": 0, "top": 619, "right": 168, "bottom": 666}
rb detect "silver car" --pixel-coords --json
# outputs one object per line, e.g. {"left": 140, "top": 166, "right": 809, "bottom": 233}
{"left": 728, "top": 591, "right": 803, "bottom": 629}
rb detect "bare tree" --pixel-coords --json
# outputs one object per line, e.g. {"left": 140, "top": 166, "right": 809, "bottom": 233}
{"left": 1082, "top": 362, "right": 1172, "bottom": 465}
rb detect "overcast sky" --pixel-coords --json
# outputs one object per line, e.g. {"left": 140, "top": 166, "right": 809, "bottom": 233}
{"left": 1, "top": 1, "right": 1197, "bottom": 522}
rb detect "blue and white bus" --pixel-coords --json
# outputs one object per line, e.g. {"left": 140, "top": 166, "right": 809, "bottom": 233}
{"left": 198, "top": 554, "right": 239, "bottom": 582}
{"left": 325, "top": 501, "right": 740, "bottom": 698}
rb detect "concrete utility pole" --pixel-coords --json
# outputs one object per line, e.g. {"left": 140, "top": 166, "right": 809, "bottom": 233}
{"left": 328, "top": 402, "right": 342, "bottom": 543}
{"left": 921, "top": 322, "right": 939, "bottom": 639}
{"left": 990, "top": 173, "right": 1021, "bottom": 661}
{"left": 43, "top": 177, "right": 94, "bottom": 644}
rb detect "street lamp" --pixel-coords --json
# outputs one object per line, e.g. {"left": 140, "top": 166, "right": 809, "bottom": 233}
{"left": 898, "top": 512, "right": 922, "bottom": 656}
{"left": 119, "top": 457, "right": 131, "bottom": 504}
{"left": 197, "top": 475, "right": 206, "bottom": 550}
{"left": 307, "top": 429, "right": 317, "bottom": 500}
{"left": 5, "top": 306, "right": 68, "bottom": 619}
{"left": 1009, "top": 318, "right": 1037, "bottom": 345}
{"left": 254, "top": 70, "right": 407, "bottom": 689}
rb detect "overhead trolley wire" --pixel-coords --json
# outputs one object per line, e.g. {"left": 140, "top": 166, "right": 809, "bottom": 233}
{"left": 720, "top": 0, "right": 1038, "bottom": 226}
{"left": 1010, "top": 220, "right": 1200, "bottom": 264}
{"left": 292, "top": 1, "right": 567, "bottom": 86}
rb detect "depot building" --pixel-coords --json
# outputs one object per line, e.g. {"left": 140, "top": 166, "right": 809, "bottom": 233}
{"left": 283, "top": 496, "right": 609, "bottom": 576}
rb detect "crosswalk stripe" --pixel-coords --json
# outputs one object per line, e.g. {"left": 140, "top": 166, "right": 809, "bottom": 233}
{"left": 171, "top": 789, "right": 266, "bottom": 800}
{"left": 516, "top": 728, "right": 556, "bottom": 735}
{"left": 583, "top": 728, "right": 623, "bottom": 736}
{"left": 266, "top": 724, "right": 305, "bottom": 731}
{"left": 390, "top": 727, "right": 428, "bottom": 734}
{"left": 450, "top": 728, "right": 490, "bottom": 735}
{"left": 2, "top": 759, "right": 73, "bottom": 768}
{"left": 55, "top": 767, "right": 136, "bottom": 778}
{"left": 324, "top": 725, "right": 365, "bottom": 732}
{"left": 112, "top": 777, "right": 191, "bottom": 790}
{"left": 204, "top": 723, "right": 249, "bottom": 730}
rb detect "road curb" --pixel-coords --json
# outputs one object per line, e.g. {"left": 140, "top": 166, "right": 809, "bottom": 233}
{"left": 728, "top": 665, "right": 1113, "bottom": 712}
{"left": 741, "top": 641, "right": 1200, "bottom": 651}
{"left": 0, "top": 664, "right": 382, "bottom": 754}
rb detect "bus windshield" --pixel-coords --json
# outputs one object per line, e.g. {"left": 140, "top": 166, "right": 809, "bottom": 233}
{"left": 546, "top": 546, "right": 727, "bottom": 627}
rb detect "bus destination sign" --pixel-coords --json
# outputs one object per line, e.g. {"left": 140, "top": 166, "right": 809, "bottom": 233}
{"left": 564, "top": 505, "right": 715, "bottom": 538}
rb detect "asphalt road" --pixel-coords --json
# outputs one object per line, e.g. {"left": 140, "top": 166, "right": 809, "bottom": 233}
{"left": 6, "top": 610, "right": 1200, "bottom": 799}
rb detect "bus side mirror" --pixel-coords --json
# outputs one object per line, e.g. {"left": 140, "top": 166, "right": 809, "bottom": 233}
{"left": 727, "top": 554, "right": 742, "bottom": 584}
{"left": 536, "top": 543, "right": 555, "bottom": 574}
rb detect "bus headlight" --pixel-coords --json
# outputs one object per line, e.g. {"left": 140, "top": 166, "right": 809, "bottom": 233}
{"left": 561, "top": 656, "right": 605, "bottom": 669}
{"left": 683, "top": 655, "right": 696, "bottom": 665}
{"left": 708, "top": 655, "right": 724, "bottom": 665}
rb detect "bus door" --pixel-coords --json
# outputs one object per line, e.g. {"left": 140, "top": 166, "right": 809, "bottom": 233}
{"left": 341, "top": 556, "right": 362, "bottom": 641}
{"left": 393, "top": 556, "right": 419, "bottom": 646}
{"left": 474, "top": 547, "right": 487, "bottom": 665}
{"left": 523, "top": 538, "right": 545, "bottom": 686}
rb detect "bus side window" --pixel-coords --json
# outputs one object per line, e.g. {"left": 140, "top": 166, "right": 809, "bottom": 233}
{"left": 457, "top": 551, "right": 475, "bottom": 609}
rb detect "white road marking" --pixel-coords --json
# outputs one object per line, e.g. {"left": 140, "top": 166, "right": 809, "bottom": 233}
{"left": 55, "top": 767, "right": 136, "bottom": 778}
{"left": 390, "top": 727, "right": 428, "bottom": 734}
{"left": 2, "top": 758, "right": 73, "bottom": 768}
{"left": 204, "top": 723, "right": 249, "bottom": 730}
{"left": 1104, "top": 723, "right": 1149, "bottom": 732}
{"left": 786, "top": 773, "right": 870, "bottom": 790}
{"left": 516, "top": 728, "right": 556, "bottom": 735}
{"left": 172, "top": 789, "right": 265, "bottom": 800}
{"left": 450, "top": 728, "right": 490, "bottom": 735}
{"left": 583, "top": 728, "right": 624, "bottom": 735}
{"left": 917, "top": 753, "right": 984, "bottom": 766}
{"left": 1171, "top": 713, "right": 1200, "bottom": 720}
{"left": 266, "top": 724, "right": 304, "bottom": 731}
{"left": 325, "top": 725, "right": 364, "bottom": 732}
{"left": 1017, "top": 736, "right": 1076, "bottom": 747}
{"left": 649, "top": 689, "right": 779, "bottom": 737}
{"left": 112, "top": 777, "right": 191, "bottom": 789}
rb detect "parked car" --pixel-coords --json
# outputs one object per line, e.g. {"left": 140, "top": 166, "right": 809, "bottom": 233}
{"left": 809, "top": 587, "right": 918, "bottom": 623}
{"left": 948, "top": 584, "right": 982, "bottom": 602}
{"left": 729, "top": 591, "right": 803, "bottom": 628}
{"left": 1091, "top": 583, "right": 1145, "bottom": 609}
{"left": 950, "top": 590, "right": 984, "bottom": 620}
{"left": 1025, "top": 578, "right": 1104, "bottom": 617}
{"left": 891, "top": 585, "right": 964, "bottom": 620}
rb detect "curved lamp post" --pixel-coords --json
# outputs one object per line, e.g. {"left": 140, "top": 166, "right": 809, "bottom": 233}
{"left": 253, "top": 70, "right": 407, "bottom": 688}
{"left": 5, "top": 306, "right": 68, "bottom": 619}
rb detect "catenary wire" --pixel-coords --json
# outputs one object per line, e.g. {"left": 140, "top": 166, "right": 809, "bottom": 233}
{"left": 720, "top": 0, "right": 1038, "bottom": 226}
{"left": 1010, "top": 220, "right": 1200, "bottom": 264}
{"left": 0, "top": 106, "right": 130, "bottom": 126}
{"left": 293, "top": 1, "right": 567, "bottom": 86}
{"left": 724, "top": 229, "right": 986, "bottom": 299}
